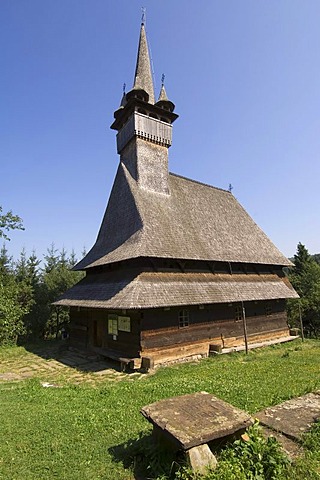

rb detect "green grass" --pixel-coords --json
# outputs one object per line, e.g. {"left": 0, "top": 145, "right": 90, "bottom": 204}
{"left": 0, "top": 339, "right": 319, "bottom": 479}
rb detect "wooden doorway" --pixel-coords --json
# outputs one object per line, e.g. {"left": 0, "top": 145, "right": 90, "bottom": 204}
{"left": 93, "top": 320, "right": 102, "bottom": 347}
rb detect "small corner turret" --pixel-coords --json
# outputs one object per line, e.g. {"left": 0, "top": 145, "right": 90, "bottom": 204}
{"left": 155, "top": 77, "right": 175, "bottom": 113}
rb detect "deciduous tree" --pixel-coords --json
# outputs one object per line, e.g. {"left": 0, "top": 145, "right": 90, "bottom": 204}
{"left": 0, "top": 206, "right": 24, "bottom": 241}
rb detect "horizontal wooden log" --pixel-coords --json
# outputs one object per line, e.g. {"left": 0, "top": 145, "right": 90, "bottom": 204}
{"left": 142, "top": 328, "right": 290, "bottom": 365}
{"left": 141, "top": 313, "right": 288, "bottom": 349}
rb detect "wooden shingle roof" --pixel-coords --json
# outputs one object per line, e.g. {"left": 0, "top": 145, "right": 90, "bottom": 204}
{"left": 54, "top": 272, "right": 298, "bottom": 309}
{"left": 75, "top": 162, "right": 292, "bottom": 270}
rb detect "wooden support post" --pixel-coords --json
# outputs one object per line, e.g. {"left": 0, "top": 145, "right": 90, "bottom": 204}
{"left": 298, "top": 301, "right": 305, "bottom": 342}
{"left": 241, "top": 301, "right": 248, "bottom": 355}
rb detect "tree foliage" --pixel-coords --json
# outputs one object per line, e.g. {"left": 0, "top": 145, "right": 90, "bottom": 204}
{"left": 41, "top": 246, "right": 84, "bottom": 339}
{"left": 21, "top": 245, "right": 84, "bottom": 341}
{"left": 0, "top": 206, "right": 24, "bottom": 241}
{"left": 0, "top": 247, "right": 33, "bottom": 345}
{"left": 312, "top": 253, "right": 320, "bottom": 265}
{"left": 288, "top": 243, "right": 320, "bottom": 337}
{"left": 0, "top": 243, "right": 84, "bottom": 345}
{"left": 293, "top": 242, "right": 312, "bottom": 275}
{"left": 0, "top": 207, "right": 84, "bottom": 344}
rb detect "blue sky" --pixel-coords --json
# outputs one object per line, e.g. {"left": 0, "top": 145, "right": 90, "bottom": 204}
{"left": 2, "top": 0, "right": 320, "bottom": 263}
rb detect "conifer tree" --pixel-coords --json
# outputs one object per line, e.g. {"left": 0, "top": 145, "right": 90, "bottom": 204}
{"left": 0, "top": 247, "right": 32, "bottom": 345}
{"left": 293, "top": 242, "right": 312, "bottom": 275}
{"left": 288, "top": 242, "right": 320, "bottom": 337}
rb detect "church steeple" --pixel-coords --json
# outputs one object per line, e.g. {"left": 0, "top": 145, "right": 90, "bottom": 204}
{"left": 110, "top": 20, "right": 178, "bottom": 195}
{"left": 131, "top": 22, "right": 155, "bottom": 104}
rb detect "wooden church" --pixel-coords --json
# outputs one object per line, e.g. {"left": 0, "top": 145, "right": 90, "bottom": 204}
{"left": 55, "top": 22, "right": 298, "bottom": 367}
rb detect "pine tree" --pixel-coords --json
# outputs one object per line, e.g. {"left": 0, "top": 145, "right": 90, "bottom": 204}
{"left": 43, "top": 243, "right": 59, "bottom": 273}
{"left": 288, "top": 242, "right": 320, "bottom": 337}
{"left": 0, "top": 247, "right": 32, "bottom": 345}
{"left": 293, "top": 242, "right": 312, "bottom": 275}
{"left": 0, "top": 244, "right": 13, "bottom": 275}
{"left": 40, "top": 248, "right": 84, "bottom": 339}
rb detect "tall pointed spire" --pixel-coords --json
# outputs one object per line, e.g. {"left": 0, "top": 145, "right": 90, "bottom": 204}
{"left": 132, "top": 23, "right": 155, "bottom": 104}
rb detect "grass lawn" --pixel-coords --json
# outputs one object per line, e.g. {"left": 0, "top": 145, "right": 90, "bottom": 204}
{"left": 0, "top": 339, "right": 319, "bottom": 479}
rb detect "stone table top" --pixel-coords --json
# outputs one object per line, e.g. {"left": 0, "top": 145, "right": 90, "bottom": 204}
{"left": 256, "top": 392, "right": 320, "bottom": 441}
{"left": 141, "top": 391, "right": 253, "bottom": 450}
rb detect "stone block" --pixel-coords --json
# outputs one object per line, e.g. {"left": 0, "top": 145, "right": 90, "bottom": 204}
{"left": 186, "top": 444, "right": 217, "bottom": 475}
{"left": 141, "top": 356, "right": 154, "bottom": 372}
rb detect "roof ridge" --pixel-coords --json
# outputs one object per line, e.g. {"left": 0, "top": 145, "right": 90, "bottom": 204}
{"left": 169, "top": 171, "right": 231, "bottom": 194}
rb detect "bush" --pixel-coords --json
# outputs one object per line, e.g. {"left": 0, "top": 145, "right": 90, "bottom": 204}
{"left": 174, "top": 422, "right": 289, "bottom": 480}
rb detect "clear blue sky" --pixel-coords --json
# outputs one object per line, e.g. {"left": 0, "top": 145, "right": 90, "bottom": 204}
{"left": 2, "top": 0, "right": 320, "bottom": 263}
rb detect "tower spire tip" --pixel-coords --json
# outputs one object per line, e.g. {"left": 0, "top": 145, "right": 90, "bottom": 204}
{"left": 141, "top": 6, "right": 146, "bottom": 25}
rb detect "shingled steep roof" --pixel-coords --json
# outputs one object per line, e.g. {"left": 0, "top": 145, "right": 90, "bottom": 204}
{"left": 74, "top": 163, "right": 292, "bottom": 270}
{"left": 131, "top": 23, "right": 155, "bottom": 104}
{"left": 54, "top": 272, "right": 298, "bottom": 309}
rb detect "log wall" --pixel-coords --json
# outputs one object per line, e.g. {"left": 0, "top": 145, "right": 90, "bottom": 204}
{"left": 70, "top": 300, "right": 290, "bottom": 365}
{"left": 70, "top": 308, "right": 141, "bottom": 357}
{"left": 141, "top": 300, "right": 289, "bottom": 364}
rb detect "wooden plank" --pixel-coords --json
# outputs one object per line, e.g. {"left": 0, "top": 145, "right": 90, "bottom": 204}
{"left": 141, "top": 312, "right": 288, "bottom": 350}
{"left": 141, "top": 328, "right": 290, "bottom": 364}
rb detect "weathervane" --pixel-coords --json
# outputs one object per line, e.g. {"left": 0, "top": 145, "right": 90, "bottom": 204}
{"left": 161, "top": 73, "right": 165, "bottom": 86}
{"left": 228, "top": 183, "right": 233, "bottom": 194}
{"left": 123, "top": 83, "right": 126, "bottom": 94}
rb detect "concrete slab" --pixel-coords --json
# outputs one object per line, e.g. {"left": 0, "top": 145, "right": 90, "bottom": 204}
{"left": 256, "top": 392, "right": 320, "bottom": 441}
{"left": 141, "top": 391, "right": 253, "bottom": 451}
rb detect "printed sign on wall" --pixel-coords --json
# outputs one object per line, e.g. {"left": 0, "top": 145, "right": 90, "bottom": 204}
{"left": 118, "top": 316, "right": 131, "bottom": 332}
{"left": 108, "top": 314, "right": 118, "bottom": 336}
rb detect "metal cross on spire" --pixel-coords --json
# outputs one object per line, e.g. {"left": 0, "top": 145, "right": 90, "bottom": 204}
{"left": 141, "top": 6, "right": 146, "bottom": 24}
{"left": 161, "top": 73, "right": 165, "bottom": 86}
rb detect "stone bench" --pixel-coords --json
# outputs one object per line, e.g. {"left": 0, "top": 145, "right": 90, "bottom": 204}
{"left": 141, "top": 391, "right": 253, "bottom": 474}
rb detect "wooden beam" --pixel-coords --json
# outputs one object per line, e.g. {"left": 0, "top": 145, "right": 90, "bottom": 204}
{"left": 207, "top": 261, "right": 215, "bottom": 273}
{"left": 149, "top": 258, "right": 158, "bottom": 272}
{"left": 177, "top": 260, "right": 185, "bottom": 272}
{"left": 241, "top": 301, "right": 249, "bottom": 355}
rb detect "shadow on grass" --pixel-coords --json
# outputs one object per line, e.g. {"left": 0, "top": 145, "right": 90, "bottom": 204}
{"left": 22, "top": 339, "right": 125, "bottom": 373}
{"left": 109, "top": 432, "right": 185, "bottom": 480}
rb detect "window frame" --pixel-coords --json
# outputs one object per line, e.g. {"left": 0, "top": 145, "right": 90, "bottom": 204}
{"left": 178, "top": 309, "right": 190, "bottom": 328}
{"left": 235, "top": 305, "right": 242, "bottom": 321}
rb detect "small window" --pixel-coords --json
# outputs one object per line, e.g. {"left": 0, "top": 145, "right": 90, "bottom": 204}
{"left": 235, "top": 305, "right": 242, "bottom": 321}
{"left": 265, "top": 304, "right": 272, "bottom": 316}
{"left": 178, "top": 309, "right": 189, "bottom": 328}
